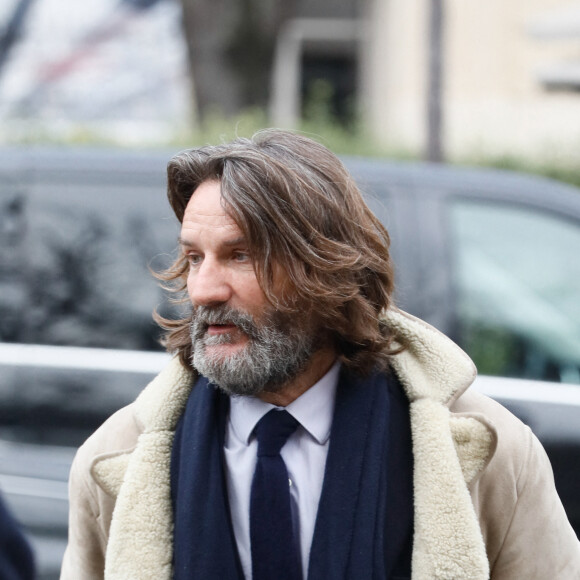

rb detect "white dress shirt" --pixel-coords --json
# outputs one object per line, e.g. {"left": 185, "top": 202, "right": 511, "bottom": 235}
{"left": 223, "top": 360, "right": 341, "bottom": 580}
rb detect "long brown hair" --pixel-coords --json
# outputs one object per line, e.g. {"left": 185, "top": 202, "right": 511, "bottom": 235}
{"left": 155, "top": 129, "right": 400, "bottom": 374}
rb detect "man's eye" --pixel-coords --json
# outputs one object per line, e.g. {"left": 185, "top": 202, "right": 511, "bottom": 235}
{"left": 187, "top": 254, "right": 202, "bottom": 266}
{"left": 233, "top": 252, "right": 251, "bottom": 263}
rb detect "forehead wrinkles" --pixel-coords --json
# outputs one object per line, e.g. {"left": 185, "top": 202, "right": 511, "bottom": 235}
{"left": 181, "top": 205, "right": 242, "bottom": 241}
{"left": 180, "top": 216, "right": 240, "bottom": 236}
{"left": 182, "top": 204, "right": 237, "bottom": 226}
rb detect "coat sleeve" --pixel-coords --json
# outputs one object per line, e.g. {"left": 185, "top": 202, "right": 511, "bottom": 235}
{"left": 60, "top": 403, "right": 140, "bottom": 579}
{"left": 488, "top": 427, "right": 580, "bottom": 579}
{"left": 60, "top": 446, "right": 108, "bottom": 579}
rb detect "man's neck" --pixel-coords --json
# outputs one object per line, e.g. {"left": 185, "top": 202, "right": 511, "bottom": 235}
{"left": 257, "top": 348, "right": 338, "bottom": 407}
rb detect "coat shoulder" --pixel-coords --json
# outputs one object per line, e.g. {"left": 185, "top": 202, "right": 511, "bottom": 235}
{"left": 77, "top": 402, "right": 142, "bottom": 464}
{"left": 452, "top": 388, "right": 543, "bottom": 500}
{"left": 62, "top": 404, "right": 142, "bottom": 579}
{"left": 454, "top": 389, "right": 580, "bottom": 578}
{"left": 451, "top": 388, "right": 526, "bottom": 431}
{"left": 452, "top": 388, "right": 532, "bottom": 442}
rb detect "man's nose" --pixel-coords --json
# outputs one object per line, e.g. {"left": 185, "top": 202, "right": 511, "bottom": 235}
{"left": 187, "top": 259, "right": 233, "bottom": 307}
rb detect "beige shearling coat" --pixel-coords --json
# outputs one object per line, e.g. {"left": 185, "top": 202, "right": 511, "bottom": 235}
{"left": 61, "top": 310, "right": 580, "bottom": 579}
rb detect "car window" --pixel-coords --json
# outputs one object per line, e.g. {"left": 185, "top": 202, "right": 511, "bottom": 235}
{"left": 0, "top": 154, "right": 180, "bottom": 448}
{"left": 449, "top": 200, "right": 580, "bottom": 384}
{"left": 0, "top": 172, "right": 178, "bottom": 350}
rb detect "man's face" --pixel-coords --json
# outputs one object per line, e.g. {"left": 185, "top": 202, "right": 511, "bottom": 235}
{"left": 180, "top": 180, "right": 317, "bottom": 396}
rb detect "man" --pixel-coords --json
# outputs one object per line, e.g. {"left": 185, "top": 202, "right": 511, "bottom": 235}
{"left": 61, "top": 130, "right": 580, "bottom": 579}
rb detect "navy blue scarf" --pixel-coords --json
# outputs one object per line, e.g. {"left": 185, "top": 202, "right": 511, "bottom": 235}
{"left": 171, "top": 369, "right": 413, "bottom": 579}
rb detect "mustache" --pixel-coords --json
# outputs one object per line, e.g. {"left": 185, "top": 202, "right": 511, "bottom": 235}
{"left": 190, "top": 305, "right": 261, "bottom": 341}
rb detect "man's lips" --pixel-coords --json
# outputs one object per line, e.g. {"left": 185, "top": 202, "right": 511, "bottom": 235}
{"left": 206, "top": 323, "right": 238, "bottom": 336}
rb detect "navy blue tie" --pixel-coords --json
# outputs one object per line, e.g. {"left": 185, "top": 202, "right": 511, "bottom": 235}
{"left": 250, "top": 409, "right": 302, "bottom": 580}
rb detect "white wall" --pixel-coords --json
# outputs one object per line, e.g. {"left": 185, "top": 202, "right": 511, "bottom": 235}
{"left": 364, "top": 0, "right": 580, "bottom": 164}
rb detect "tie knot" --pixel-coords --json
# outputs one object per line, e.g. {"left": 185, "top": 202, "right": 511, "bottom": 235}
{"left": 254, "top": 410, "right": 299, "bottom": 457}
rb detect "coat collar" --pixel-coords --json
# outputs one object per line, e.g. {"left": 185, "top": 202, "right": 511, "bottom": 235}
{"left": 133, "top": 354, "right": 195, "bottom": 433}
{"left": 384, "top": 311, "right": 493, "bottom": 578}
{"left": 384, "top": 309, "right": 477, "bottom": 406}
{"left": 95, "top": 309, "right": 495, "bottom": 580}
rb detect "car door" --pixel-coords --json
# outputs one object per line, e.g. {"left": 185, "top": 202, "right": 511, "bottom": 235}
{"left": 431, "top": 169, "right": 580, "bottom": 536}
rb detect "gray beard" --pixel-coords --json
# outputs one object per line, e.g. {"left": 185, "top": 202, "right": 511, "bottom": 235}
{"left": 190, "top": 305, "right": 317, "bottom": 397}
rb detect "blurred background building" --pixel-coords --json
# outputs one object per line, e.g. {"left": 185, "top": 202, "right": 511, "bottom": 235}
{"left": 364, "top": 0, "right": 580, "bottom": 164}
{"left": 0, "top": 0, "right": 193, "bottom": 144}
{"left": 2, "top": 0, "right": 580, "bottom": 166}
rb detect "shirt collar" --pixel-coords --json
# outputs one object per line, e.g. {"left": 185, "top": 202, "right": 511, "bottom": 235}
{"left": 229, "top": 360, "right": 341, "bottom": 446}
